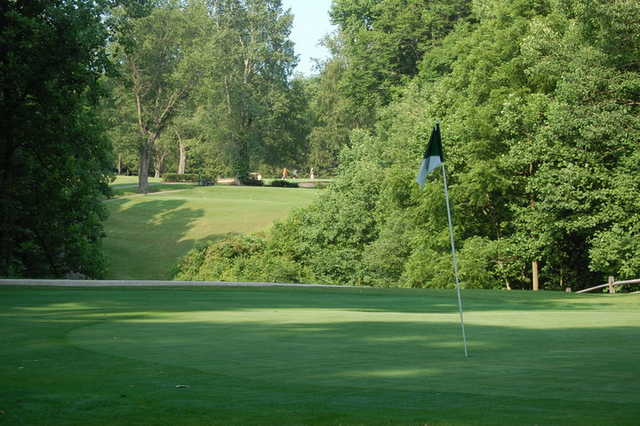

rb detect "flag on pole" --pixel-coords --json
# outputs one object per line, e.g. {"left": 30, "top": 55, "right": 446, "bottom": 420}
{"left": 416, "top": 123, "right": 444, "bottom": 189}
{"left": 415, "top": 122, "right": 469, "bottom": 357}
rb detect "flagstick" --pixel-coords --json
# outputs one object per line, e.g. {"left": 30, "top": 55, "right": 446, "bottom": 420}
{"left": 441, "top": 164, "right": 469, "bottom": 358}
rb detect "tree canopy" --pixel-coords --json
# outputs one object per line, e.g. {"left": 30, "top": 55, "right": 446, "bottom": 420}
{"left": 4, "top": 0, "right": 638, "bottom": 287}
{"left": 176, "top": 0, "right": 640, "bottom": 291}
{"left": 1, "top": 0, "right": 114, "bottom": 278}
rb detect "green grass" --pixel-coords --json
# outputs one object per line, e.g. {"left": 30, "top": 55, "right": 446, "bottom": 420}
{"left": 109, "top": 176, "right": 197, "bottom": 197}
{"left": 0, "top": 287, "right": 638, "bottom": 425}
{"left": 103, "top": 185, "right": 319, "bottom": 280}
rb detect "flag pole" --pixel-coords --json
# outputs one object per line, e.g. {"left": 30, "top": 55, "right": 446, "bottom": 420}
{"left": 441, "top": 163, "right": 469, "bottom": 358}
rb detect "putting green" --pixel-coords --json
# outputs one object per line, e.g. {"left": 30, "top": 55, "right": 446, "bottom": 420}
{"left": 68, "top": 292, "right": 640, "bottom": 404}
{"left": 3, "top": 286, "right": 640, "bottom": 424}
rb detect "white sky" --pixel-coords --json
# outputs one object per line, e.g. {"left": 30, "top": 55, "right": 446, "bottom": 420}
{"left": 281, "top": 0, "right": 336, "bottom": 76}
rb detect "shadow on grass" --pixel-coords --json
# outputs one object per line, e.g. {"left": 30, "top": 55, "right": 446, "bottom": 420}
{"left": 109, "top": 183, "right": 197, "bottom": 197}
{"left": 104, "top": 199, "right": 236, "bottom": 280}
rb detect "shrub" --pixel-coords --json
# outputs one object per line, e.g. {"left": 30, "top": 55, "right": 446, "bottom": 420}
{"left": 239, "top": 175, "right": 264, "bottom": 186}
{"left": 198, "top": 176, "right": 216, "bottom": 186}
{"left": 173, "top": 235, "right": 266, "bottom": 281}
{"left": 173, "top": 234, "right": 316, "bottom": 284}
{"left": 270, "top": 180, "right": 299, "bottom": 188}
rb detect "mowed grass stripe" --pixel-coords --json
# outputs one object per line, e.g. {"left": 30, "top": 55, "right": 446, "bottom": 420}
{"left": 103, "top": 185, "right": 319, "bottom": 280}
{"left": 0, "top": 287, "right": 638, "bottom": 425}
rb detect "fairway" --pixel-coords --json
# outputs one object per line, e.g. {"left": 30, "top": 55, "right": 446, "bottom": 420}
{"left": 1, "top": 286, "right": 638, "bottom": 425}
{"left": 103, "top": 185, "right": 319, "bottom": 280}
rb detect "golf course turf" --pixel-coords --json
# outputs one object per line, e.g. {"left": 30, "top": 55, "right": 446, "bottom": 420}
{"left": 103, "top": 184, "right": 320, "bottom": 280}
{"left": 1, "top": 285, "right": 638, "bottom": 425}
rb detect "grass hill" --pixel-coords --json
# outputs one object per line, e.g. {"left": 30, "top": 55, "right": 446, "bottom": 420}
{"left": 103, "top": 180, "right": 320, "bottom": 280}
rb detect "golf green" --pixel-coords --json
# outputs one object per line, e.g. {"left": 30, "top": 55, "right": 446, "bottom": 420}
{"left": 1, "top": 286, "right": 638, "bottom": 425}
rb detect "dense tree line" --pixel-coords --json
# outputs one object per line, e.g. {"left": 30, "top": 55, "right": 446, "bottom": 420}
{"left": 1, "top": 0, "right": 113, "bottom": 278}
{"left": 3, "top": 0, "right": 638, "bottom": 286}
{"left": 106, "top": 0, "right": 309, "bottom": 192}
{"left": 176, "top": 0, "right": 640, "bottom": 291}
{"left": 0, "top": 0, "right": 308, "bottom": 277}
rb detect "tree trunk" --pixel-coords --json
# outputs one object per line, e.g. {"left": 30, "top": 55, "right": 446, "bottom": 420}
{"left": 231, "top": 134, "right": 250, "bottom": 183}
{"left": 178, "top": 140, "right": 187, "bottom": 174}
{"left": 532, "top": 260, "right": 540, "bottom": 291}
{"left": 138, "top": 148, "right": 151, "bottom": 194}
{"left": 138, "top": 138, "right": 156, "bottom": 194}
{"left": 138, "top": 132, "right": 160, "bottom": 193}
{"left": 154, "top": 150, "right": 167, "bottom": 179}
{"left": 117, "top": 153, "right": 122, "bottom": 175}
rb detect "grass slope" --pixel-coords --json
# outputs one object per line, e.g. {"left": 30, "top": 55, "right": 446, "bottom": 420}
{"left": 103, "top": 185, "right": 319, "bottom": 280}
{"left": 1, "top": 286, "right": 638, "bottom": 425}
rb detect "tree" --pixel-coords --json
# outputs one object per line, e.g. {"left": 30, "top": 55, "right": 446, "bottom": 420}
{"left": 330, "top": 0, "right": 472, "bottom": 126}
{"left": 303, "top": 36, "right": 357, "bottom": 176}
{"left": 173, "top": 0, "right": 640, "bottom": 290}
{"left": 112, "top": 0, "right": 209, "bottom": 192}
{"left": 0, "top": 0, "right": 113, "bottom": 278}
{"left": 202, "top": 0, "right": 298, "bottom": 181}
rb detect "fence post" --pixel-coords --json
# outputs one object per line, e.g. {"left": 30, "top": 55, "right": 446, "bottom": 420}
{"left": 608, "top": 276, "right": 615, "bottom": 294}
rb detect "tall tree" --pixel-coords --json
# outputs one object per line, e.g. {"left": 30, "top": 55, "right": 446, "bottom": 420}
{"left": 112, "top": 0, "right": 208, "bottom": 192}
{"left": 203, "top": 0, "right": 297, "bottom": 181}
{"left": 0, "top": 0, "right": 113, "bottom": 278}
{"left": 304, "top": 36, "right": 358, "bottom": 176}
{"left": 330, "top": 0, "right": 472, "bottom": 126}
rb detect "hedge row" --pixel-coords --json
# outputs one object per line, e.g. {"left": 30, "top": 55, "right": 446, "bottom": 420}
{"left": 163, "top": 173, "right": 199, "bottom": 182}
{"left": 270, "top": 180, "right": 299, "bottom": 188}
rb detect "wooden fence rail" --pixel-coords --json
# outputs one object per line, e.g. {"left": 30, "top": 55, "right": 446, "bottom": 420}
{"left": 576, "top": 277, "right": 640, "bottom": 294}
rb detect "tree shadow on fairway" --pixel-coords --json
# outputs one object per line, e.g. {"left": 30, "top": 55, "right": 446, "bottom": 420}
{"left": 104, "top": 199, "right": 234, "bottom": 280}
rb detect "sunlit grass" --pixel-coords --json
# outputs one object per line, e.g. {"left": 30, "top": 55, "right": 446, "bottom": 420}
{"left": 1, "top": 286, "right": 638, "bottom": 425}
{"left": 103, "top": 185, "right": 320, "bottom": 280}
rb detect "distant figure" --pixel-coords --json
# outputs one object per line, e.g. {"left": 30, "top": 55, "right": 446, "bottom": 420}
{"left": 292, "top": 169, "right": 298, "bottom": 178}
{"left": 310, "top": 167, "right": 315, "bottom": 180}
{"left": 281, "top": 167, "right": 289, "bottom": 179}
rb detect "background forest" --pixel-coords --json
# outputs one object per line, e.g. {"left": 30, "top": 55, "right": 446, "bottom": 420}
{"left": 2, "top": 0, "right": 639, "bottom": 291}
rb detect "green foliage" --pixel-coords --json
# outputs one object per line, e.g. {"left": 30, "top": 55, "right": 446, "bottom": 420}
{"left": 239, "top": 176, "right": 264, "bottom": 186}
{"left": 0, "top": 0, "right": 114, "bottom": 278}
{"left": 330, "top": 0, "right": 473, "bottom": 125}
{"left": 303, "top": 39, "right": 357, "bottom": 175}
{"left": 270, "top": 180, "right": 299, "bottom": 188}
{"left": 175, "top": 235, "right": 266, "bottom": 281}
{"left": 109, "top": 0, "right": 211, "bottom": 192}
{"left": 174, "top": 234, "right": 313, "bottom": 283}
{"left": 197, "top": 0, "right": 301, "bottom": 179}
{"left": 174, "top": 0, "right": 640, "bottom": 290}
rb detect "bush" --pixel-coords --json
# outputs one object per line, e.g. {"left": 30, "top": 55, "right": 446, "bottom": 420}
{"left": 270, "top": 180, "right": 299, "bottom": 188}
{"left": 173, "top": 235, "right": 266, "bottom": 281}
{"left": 198, "top": 176, "right": 215, "bottom": 186}
{"left": 173, "top": 234, "right": 315, "bottom": 284}
{"left": 239, "top": 175, "right": 264, "bottom": 186}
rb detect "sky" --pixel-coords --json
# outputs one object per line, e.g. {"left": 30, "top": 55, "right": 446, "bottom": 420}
{"left": 281, "top": 0, "right": 336, "bottom": 76}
